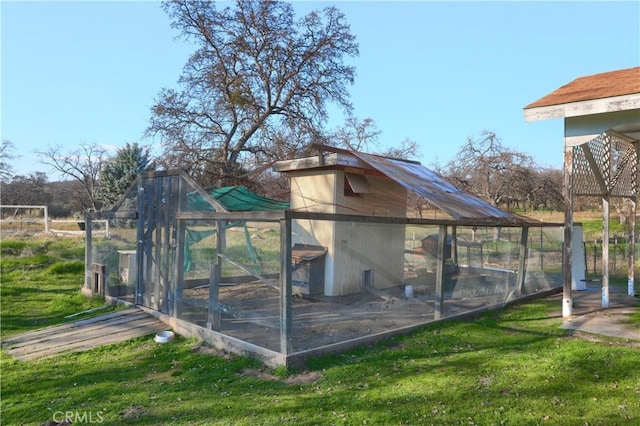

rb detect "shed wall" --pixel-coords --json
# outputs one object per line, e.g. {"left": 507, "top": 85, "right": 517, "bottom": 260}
{"left": 289, "top": 169, "right": 407, "bottom": 296}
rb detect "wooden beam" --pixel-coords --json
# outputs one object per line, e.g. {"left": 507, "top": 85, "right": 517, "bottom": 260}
{"left": 628, "top": 199, "right": 636, "bottom": 297}
{"left": 280, "top": 214, "right": 293, "bottom": 355}
{"left": 434, "top": 224, "right": 447, "bottom": 320}
{"left": 562, "top": 145, "right": 574, "bottom": 317}
{"left": 180, "top": 170, "right": 229, "bottom": 213}
{"left": 208, "top": 263, "right": 221, "bottom": 330}
{"left": 580, "top": 143, "right": 609, "bottom": 195}
{"left": 516, "top": 227, "right": 529, "bottom": 298}
{"left": 524, "top": 94, "right": 640, "bottom": 122}
{"left": 602, "top": 196, "right": 610, "bottom": 308}
{"left": 173, "top": 177, "right": 187, "bottom": 317}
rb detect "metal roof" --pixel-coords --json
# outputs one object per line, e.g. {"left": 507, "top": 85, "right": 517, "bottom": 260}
{"left": 276, "top": 144, "right": 523, "bottom": 223}
{"left": 352, "top": 151, "right": 516, "bottom": 221}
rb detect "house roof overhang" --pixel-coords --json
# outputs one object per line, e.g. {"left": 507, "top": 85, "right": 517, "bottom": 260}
{"left": 524, "top": 66, "right": 640, "bottom": 122}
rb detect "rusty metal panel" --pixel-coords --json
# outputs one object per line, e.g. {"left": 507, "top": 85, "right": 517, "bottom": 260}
{"left": 352, "top": 152, "right": 514, "bottom": 221}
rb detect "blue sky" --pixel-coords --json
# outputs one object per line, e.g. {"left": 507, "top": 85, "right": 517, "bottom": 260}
{"left": 2, "top": 1, "right": 639, "bottom": 179}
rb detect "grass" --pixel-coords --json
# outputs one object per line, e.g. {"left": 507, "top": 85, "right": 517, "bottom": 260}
{"left": 0, "top": 238, "right": 110, "bottom": 338}
{"left": 2, "top": 236, "right": 640, "bottom": 425}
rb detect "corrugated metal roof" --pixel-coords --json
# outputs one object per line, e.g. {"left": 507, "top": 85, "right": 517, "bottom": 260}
{"left": 352, "top": 151, "right": 516, "bottom": 221}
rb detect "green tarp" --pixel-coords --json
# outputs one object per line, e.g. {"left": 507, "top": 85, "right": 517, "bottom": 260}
{"left": 187, "top": 185, "right": 289, "bottom": 212}
{"left": 185, "top": 186, "right": 288, "bottom": 272}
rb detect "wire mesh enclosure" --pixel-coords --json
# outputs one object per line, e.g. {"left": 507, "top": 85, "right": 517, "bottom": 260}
{"left": 85, "top": 169, "right": 566, "bottom": 367}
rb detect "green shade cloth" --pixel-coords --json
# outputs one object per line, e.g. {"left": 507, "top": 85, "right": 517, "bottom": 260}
{"left": 184, "top": 186, "right": 288, "bottom": 272}
{"left": 187, "top": 185, "right": 289, "bottom": 212}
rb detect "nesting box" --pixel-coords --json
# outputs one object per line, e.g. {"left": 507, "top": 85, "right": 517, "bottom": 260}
{"left": 291, "top": 244, "right": 327, "bottom": 296}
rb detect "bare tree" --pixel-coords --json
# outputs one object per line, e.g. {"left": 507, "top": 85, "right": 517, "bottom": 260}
{"left": 147, "top": 0, "right": 359, "bottom": 186}
{"left": 1, "top": 140, "right": 18, "bottom": 182}
{"left": 528, "top": 168, "right": 564, "bottom": 211}
{"left": 444, "top": 131, "right": 534, "bottom": 208}
{"left": 381, "top": 137, "right": 420, "bottom": 160}
{"left": 330, "top": 117, "right": 381, "bottom": 152}
{"left": 37, "top": 142, "right": 107, "bottom": 212}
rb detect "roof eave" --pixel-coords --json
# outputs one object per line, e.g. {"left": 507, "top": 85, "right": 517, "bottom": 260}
{"left": 524, "top": 93, "right": 640, "bottom": 122}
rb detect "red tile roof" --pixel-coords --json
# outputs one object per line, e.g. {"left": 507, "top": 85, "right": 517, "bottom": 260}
{"left": 525, "top": 67, "right": 640, "bottom": 109}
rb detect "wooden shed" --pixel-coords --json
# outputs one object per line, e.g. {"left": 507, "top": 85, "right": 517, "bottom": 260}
{"left": 274, "top": 147, "right": 408, "bottom": 296}
{"left": 274, "top": 144, "right": 522, "bottom": 297}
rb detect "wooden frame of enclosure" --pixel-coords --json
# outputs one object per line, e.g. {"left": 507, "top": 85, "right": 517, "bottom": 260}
{"left": 86, "top": 172, "right": 563, "bottom": 367}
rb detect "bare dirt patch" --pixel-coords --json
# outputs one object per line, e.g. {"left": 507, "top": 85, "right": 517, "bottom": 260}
{"left": 284, "top": 371, "right": 322, "bottom": 385}
{"left": 120, "top": 405, "right": 146, "bottom": 419}
{"left": 238, "top": 367, "right": 322, "bottom": 385}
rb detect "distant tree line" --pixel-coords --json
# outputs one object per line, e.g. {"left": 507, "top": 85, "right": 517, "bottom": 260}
{"left": 431, "top": 131, "right": 567, "bottom": 215}
{"left": 2, "top": 130, "right": 571, "bottom": 218}
{"left": 1, "top": 142, "right": 151, "bottom": 217}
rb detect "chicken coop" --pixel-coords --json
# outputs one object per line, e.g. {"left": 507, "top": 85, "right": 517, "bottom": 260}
{"left": 84, "top": 146, "right": 571, "bottom": 367}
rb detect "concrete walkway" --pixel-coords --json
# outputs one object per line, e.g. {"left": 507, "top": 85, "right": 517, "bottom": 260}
{"left": 557, "top": 283, "right": 639, "bottom": 340}
{"left": 2, "top": 307, "right": 168, "bottom": 361}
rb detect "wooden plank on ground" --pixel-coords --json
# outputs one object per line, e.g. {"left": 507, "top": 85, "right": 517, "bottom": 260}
{"left": 2, "top": 308, "right": 143, "bottom": 345}
{"left": 6, "top": 312, "right": 149, "bottom": 349}
{"left": 14, "top": 322, "right": 166, "bottom": 361}
{"left": 7, "top": 316, "right": 163, "bottom": 357}
{"left": 2, "top": 307, "right": 169, "bottom": 361}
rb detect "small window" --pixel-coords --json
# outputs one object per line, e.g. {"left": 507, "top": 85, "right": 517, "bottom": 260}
{"left": 344, "top": 173, "right": 370, "bottom": 196}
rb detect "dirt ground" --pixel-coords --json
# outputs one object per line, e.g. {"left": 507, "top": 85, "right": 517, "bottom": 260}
{"left": 180, "top": 271, "right": 565, "bottom": 353}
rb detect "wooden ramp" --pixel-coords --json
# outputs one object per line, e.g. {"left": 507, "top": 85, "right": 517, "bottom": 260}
{"left": 2, "top": 307, "right": 168, "bottom": 361}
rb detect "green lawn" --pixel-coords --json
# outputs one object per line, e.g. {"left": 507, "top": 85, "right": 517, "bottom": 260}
{"left": 2, "top": 237, "right": 640, "bottom": 425}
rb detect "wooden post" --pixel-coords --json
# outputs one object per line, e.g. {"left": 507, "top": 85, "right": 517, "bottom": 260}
{"left": 153, "top": 177, "right": 163, "bottom": 311}
{"left": 629, "top": 199, "right": 636, "bottom": 296}
{"left": 434, "top": 224, "right": 447, "bottom": 320}
{"left": 160, "top": 176, "right": 174, "bottom": 313}
{"left": 43, "top": 206, "right": 49, "bottom": 233}
{"left": 136, "top": 183, "right": 145, "bottom": 306}
{"left": 562, "top": 145, "right": 574, "bottom": 317}
{"left": 172, "top": 177, "right": 187, "bottom": 317}
{"left": 602, "top": 196, "right": 610, "bottom": 308}
{"left": 280, "top": 213, "right": 293, "bottom": 355}
{"left": 515, "top": 227, "right": 529, "bottom": 298}
{"left": 451, "top": 226, "right": 458, "bottom": 266}
{"left": 85, "top": 215, "right": 93, "bottom": 293}
{"left": 208, "top": 263, "right": 221, "bottom": 330}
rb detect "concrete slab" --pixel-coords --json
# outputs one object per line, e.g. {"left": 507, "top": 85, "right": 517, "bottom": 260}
{"left": 557, "top": 283, "right": 639, "bottom": 340}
